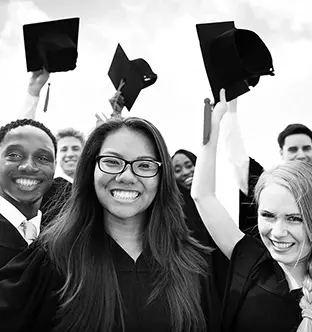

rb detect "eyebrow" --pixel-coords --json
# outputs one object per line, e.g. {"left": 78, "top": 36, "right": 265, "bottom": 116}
{"left": 5, "top": 144, "right": 54, "bottom": 155}
{"left": 101, "top": 151, "right": 156, "bottom": 160}
{"left": 259, "top": 210, "right": 302, "bottom": 217}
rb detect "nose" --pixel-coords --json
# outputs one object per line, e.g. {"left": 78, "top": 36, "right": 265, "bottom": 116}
{"left": 296, "top": 149, "right": 307, "bottom": 160}
{"left": 18, "top": 157, "right": 39, "bottom": 173}
{"left": 115, "top": 164, "right": 137, "bottom": 184}
{"left": 271, "top": 219, "right": 288, "bottom": 238}
{"left": 66, "top": 149, "right": 76, "bottom": 158}
{"left": 181, "top": 167, "right": 191, "bottom": 177}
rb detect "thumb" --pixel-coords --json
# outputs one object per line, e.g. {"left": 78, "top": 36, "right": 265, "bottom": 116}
{"left": 219, "top": 88, "right": 226, "bottom": 103}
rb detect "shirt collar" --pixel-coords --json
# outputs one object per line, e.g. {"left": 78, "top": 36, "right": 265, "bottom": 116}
{"left": 0, "top": 196, "right": 42, "bottom": 235}
{"left": 54, "top": 167, "right": 73, "bottom": 183}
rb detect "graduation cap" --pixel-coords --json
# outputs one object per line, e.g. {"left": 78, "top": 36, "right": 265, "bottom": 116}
{"left": 108, "top": 44, "right": 157, "bottom": 111}
{"left": 196, "top": 21, "right": 274, "bottom": 104}
{"left": 23, "top": 17, "right": 79, "bottom": 73}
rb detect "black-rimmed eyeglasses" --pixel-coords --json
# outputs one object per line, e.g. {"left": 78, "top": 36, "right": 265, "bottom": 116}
{"left": 96, "top": 155, "right": 162, "bottom": 178}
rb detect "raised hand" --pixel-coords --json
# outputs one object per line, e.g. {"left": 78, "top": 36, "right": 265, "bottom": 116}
{"left": 228, "top": 97, "right": 238, "bottom": 113}
{"left": 109, "top": 80, "right": 125, "bottom": 118}
{"left": 95, "top": 112, "right": 109, "bottom": 127}
{"left": 211, "top": 88, "right": 228, "bottom": 124}
{"left": 28, "top": 68, "right": 50, "bottom": 97}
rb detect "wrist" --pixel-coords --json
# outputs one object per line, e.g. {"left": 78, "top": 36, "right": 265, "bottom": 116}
{"left": 27, "top": 85, "right": 41, "bottom": 97}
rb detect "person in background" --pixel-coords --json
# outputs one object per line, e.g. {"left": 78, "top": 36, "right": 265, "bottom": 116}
{"left": 278, "top": 123, "right": 312, "bottom": 162}
{"left": 172, "top": 149, "right": 209, "bottom": 244}
{"left": 0, "top": 118, "right": 56, "bottom": 268}
{"left": 0, "top": 116, "right": 220, "bottom": 332}
{"left": 192, "top": 89, "right": 312, "bottom": 332}
{"left": 225, "top": 103, "right": 312, "bottom": 234}
{"left": 54, "top": 128, "right": 85, "bottom": 183}
{"left": 172, "top": 148, "right": 229, "bottom": 301}
{"left": 40, "top": 128, "right": 85, "bottom": 227}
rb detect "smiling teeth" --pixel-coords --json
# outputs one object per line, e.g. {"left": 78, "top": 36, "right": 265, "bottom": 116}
{"left": 184, "top": 177, "right": 193, "bottom": 184}
{"left": 112, "top": 190, "right": 139, "bottom": 200}
{"left": 16, "top": 179, "right": 40, "bottom": 187}
{"left": 272, "top": 241, "right": 293, "bottom": 249}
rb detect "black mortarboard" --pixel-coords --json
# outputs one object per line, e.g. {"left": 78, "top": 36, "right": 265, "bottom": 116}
{"left": 108, "top": 44, "right": 157, "bottom": 111}
{"left": 23, "top": 17, "right": 79, "bottom": 73}
{"left": 196, "top": 21, "right": 274, "bottom": 104}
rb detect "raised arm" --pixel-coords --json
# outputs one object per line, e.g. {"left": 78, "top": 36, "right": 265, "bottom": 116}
{"left": 19, "top": 68, "right": 50, "bottom": 119}
{"left": 95, "top": 80, "right": 125, "bottom": 127}
{"left": 191, "top": 89, "right": 245, "bottom": 259}
{"left": 222, "top": 98, "right": 250, "bottom": 195}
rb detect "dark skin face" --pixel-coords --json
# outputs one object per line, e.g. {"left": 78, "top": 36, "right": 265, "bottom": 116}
{"left": 0, "top": 126, "right": 56, "bottom": 219}
{"left": 172, "top": 153, "right": 195, "bottom": 190}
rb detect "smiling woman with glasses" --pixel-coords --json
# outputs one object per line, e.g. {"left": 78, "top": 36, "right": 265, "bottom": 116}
{"left": 0, "top": 116, "right": 221, "bottom": 332}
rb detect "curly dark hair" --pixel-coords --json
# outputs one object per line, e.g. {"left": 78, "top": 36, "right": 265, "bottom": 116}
{"left": 0, "top": 118, "right": 57, "bottom": 156}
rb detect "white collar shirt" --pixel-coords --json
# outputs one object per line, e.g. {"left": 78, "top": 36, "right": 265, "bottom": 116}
{"left": 0, "top": 196, "right": 42, "bottom": 240}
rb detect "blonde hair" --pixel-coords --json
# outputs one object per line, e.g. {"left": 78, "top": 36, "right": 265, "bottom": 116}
{"left": 254, "top": 160, "right": 312, "bottom": 331}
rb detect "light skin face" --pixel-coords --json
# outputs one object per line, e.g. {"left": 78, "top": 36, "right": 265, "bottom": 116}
{"left": 258, "top": 183, "right": 311, "bottom": 278}
{"left": 57, "top": 136, "right": 83, "bottom": 178}
{"left": 94, "top": 127, "right": 160, "bottom": 227}
{"left": 0, "top": 125, "right": 55, "bottom": 219}
{"left": 280, "top": 134, "right": 312, "bottom": 162}
{"left": 172, "top": 153, "right": 195, "bottom": 190}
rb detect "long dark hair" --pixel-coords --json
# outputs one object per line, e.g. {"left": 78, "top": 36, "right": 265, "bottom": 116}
{"left": 40, "top": 117, "right": 211, "bottom": 332}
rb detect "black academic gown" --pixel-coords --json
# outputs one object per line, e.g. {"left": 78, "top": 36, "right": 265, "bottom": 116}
{"left": 178, "top": 185, "right": 229, "bottom": 301}
{"left": 0, "top": 214, "right": 28, "bottom": 269}
{"left": 238, "top": 157, "right": 264, "bottom": 236}
{"left": 0, "top": 239, "right": 221, "bottom": 332}
{"left": 40, "top": 177, "right": 72, "bottom": 227}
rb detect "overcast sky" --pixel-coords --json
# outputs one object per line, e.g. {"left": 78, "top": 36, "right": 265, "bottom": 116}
{"left": 1, "top": 0, "right": 311, "bottom": 220}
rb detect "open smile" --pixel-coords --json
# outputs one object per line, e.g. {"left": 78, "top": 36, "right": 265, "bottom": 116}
{"left": 110, "top": 189, "right": 141, "bottom": 202}
{"left": 269, "top": 239, "right": 295, "bottom": 251}
{"left": 184, "top": 176, "right": 193, "bottom": 185}
{"left": 14, "top": 178, "right": 42, "bottom": 192}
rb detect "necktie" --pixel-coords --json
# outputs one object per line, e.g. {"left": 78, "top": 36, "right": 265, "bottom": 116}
{"left": 19, "top": 221, "right": 37, "bottom": 245}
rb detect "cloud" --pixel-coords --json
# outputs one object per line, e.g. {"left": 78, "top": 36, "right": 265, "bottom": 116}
{"left": 1, "top": 0, "right": 312, "bottom": 172}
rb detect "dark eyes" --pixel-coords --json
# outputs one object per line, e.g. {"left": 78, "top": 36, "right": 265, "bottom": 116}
{"left": 7, "top": 152, "right": 22, "bottom": 160}
{"left": 287, "top": 216, "right": 303, "bottom": 223}
{"left": 38, "top": 156, "right": 50, "bottom": 162}
{"left": 288, "top": 146, "right": 311, "bottom": 153}
{"left": 174, "top": 163, "right": 193, "bottom": 173}
{"left": 260, "top": 211, "right": 274, "bottom": 219}
{"left": 259, "top": 211, "right": 302, "bottom": 223}
{"left": 7, "top": 153, "right": 52, "bottom": 163}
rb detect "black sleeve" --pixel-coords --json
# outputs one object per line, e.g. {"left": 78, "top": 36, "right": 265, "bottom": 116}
{"left": 230, "top": 234, "right": 266, "bottom": 276}
{"left": 0, "top": 243, "right": 63, "bottom": 332}
{"left": 41, "top": 177, "right": 72, "bottom": 228}
{"left": 239, "top": 157, "right": 264, "bottom": 235}
{"left": 221, "top": 235, "right": 267, "bottom": 331}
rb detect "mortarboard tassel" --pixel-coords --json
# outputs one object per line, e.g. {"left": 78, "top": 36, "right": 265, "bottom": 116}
{"left": 43, "top": 83, "right": 51, "bottom": 113}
